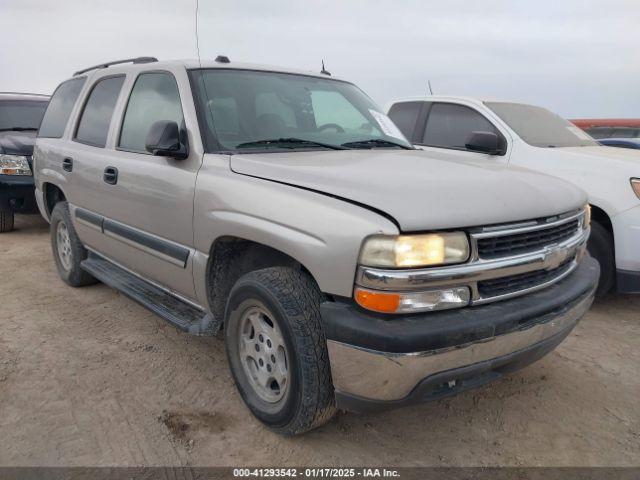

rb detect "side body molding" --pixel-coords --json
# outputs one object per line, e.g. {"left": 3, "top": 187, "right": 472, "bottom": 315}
{"left": 73, "top": 206, "right": 191, "bottom": 268}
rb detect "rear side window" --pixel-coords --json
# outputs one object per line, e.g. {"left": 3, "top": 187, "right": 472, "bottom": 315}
{"left": 388, "top": 102, "right": 423, "bottom": 140}
{"left": 38, "top": 77, "right": 86, "bottom": 138}
{"left": 75, "top": 76, "right": 125, "bottom": 147}
{"left": 119, "top": 72, "right": 184, "bottom": 152}
{"left": 422, "top": 103, "right": 500, "bottom": 150}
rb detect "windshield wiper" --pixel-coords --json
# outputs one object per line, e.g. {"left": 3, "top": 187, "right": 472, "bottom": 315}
{"left": 0, "top": 127, "right": 38, "bottom": 132}
{"left": 341, "top": 138, "right": 412, "bottom": 150}
{"left": 236, "top": 138, "right": 347, "bottom": 150}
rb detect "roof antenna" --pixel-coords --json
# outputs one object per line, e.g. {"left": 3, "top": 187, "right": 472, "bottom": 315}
{"left": 321, "top": 60, "right": 331, "bottom": 76}
{"left": 195, "top": 0, "right": 201, "bottom": 68}
{"left": 428, "top": 80, "right": 434, "bottom": 95}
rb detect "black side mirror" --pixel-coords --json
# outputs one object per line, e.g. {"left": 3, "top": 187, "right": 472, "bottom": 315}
{"left": 145, "top": 120, "right": 188, "bottom": 159}
{"left": 465, "top": 131, "right": 504, "bottom": 155}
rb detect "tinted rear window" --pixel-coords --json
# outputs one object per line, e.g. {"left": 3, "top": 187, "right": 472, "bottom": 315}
{"left": 387, "top": 101, "right": 423, "bottom": 140}
{"left": 38, "top": 78, "right": 86, "bottom": 138}
{"left": 75, "top": 76, "right": 125, "bottom": 147}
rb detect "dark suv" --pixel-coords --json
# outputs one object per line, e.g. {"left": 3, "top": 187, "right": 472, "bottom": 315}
{"left": 0, "top": 92, "right": 50, "bottom": 232}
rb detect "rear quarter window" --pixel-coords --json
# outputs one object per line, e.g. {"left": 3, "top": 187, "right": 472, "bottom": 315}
{"left": 38, "top": 77, "right": 86, "bottom": 138}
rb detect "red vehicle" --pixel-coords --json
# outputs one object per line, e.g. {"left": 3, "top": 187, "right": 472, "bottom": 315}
{"left": 571, "top": 119, "right": 640, "bottom": 139}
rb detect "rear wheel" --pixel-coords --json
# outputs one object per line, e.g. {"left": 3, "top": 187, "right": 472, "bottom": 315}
{"left": 587, "top": 221, "right": 615, "bottom": 296}
{"left": 0, "top": 208, "right": 14, "bottom": 233}
{"left": 225, "top": 267, "right": 336, "bottom": 435}
{"left": 50, "top": 202, "right": 97, "bottom": 287}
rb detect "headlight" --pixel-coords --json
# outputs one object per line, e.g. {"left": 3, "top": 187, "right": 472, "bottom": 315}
{"left": 359, "top": 232, "right": 470, "bottom": 268}
{"left": 583, "top": 204, "right": 591, "bottom": 229}
{"left": 632, "top": 178, "right": 640, "bottom": 200}
{"left": 0, "top": 154, "right": 31, "bottom": 176}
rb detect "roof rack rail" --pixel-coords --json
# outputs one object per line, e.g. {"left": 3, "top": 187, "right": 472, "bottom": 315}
{"left": 73, "top": 57, "right": 158, "bottom": 76}
{"left": 0, "top": 92, "right": 49, "bottom": 97}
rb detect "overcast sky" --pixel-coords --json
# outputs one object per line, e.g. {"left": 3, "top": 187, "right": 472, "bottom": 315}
{"left": 2, "top": 0, "right": 639, "bottom": 118}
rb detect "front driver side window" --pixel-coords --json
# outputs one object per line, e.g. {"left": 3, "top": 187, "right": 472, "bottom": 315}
{"left": 422, "top": 103, "right": 501, "bottom": 151}
{"left": 387, "top": 101, "right": 423, "bottom": 140}
{"left": 119, "top": 72, "right": 184, "bottom": 153}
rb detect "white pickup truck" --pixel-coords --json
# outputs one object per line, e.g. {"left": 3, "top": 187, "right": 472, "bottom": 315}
{"left": 388, "top": 97, "right": 640, "bottom": 295}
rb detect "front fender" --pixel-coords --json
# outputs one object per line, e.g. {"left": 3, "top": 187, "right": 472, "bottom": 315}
{"left": 193, "top": 157, "right": 398, "bottom": 298}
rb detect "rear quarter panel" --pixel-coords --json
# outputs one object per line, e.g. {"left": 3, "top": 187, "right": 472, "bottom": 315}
{"left": 33, "top": 139, "right": 72, "bottom": 221}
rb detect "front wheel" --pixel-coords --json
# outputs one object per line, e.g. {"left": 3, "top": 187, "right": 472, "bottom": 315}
{"left": 224, "top": 267, "right": 336, "bottom": 435}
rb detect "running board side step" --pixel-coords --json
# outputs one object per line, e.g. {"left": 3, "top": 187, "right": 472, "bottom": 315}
{"left": 81, "top": 253, "right": 219, "bottom": 336}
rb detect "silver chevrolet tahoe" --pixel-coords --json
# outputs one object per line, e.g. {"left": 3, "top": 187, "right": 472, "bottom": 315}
{"left": 34, "top": 56, "right": 599, "bottom": 435}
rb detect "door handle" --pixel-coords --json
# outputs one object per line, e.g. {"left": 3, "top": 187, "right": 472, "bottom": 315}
{"left": 62, "top": 157, "right": 73, "bottom": 172}
{"left": 103, "top": 166, "right": 118, "bottom": 185}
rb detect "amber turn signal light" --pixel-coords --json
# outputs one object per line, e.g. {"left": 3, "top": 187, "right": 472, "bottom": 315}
{"left": 354, "top": 288, "right": 400, "bottom": 313}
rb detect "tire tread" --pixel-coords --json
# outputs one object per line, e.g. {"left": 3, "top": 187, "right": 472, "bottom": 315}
{"left": 587, "top": 221, "right": 615, "bottom": 296}
{"left": 230, "top": 267, "right": 336, "bottom": 435}
{"left": 0, "top": 208, "right": 14, "bottom": 233}
{"left": 50, "top": 202, "right": 97, "bottom": 287}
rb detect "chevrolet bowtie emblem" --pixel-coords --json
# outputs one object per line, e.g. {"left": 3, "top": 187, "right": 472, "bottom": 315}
{"left": 545, "top": 247, "right": 567, "bottom": 270}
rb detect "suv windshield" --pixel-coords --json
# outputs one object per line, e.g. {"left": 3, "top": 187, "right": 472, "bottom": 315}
{"left": 0, "top": 100, "right": 48, "bottom": 131}
{"left": 190, "top": 69, "right": 412, "bottom": 152}
{"left": 485, "top": 102, "right": 598, "bottom": 148}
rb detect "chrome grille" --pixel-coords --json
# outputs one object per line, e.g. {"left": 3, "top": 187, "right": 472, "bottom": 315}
{"left": 470, "top": 209, "right": 585, "bottom": 302}
{"left": 477, "top": 258, "right": 575, "bottom": 298}
{"left": 476, "top": 219, "right": 579, "bottom": 259}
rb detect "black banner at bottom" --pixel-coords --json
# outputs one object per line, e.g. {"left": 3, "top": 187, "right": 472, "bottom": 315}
{"left": 0, "top": 467, "right": 638, "bottom": 480}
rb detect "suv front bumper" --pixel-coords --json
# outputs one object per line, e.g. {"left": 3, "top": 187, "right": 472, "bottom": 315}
{"left": 0, "top": 174, "right": 37, "bottom": 213}
{"left": 320, "top": 256, "right": 599, "bottom": 412}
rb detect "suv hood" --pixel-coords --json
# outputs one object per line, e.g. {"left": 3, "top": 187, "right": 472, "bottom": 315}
{"left": 555, "top": 145, "right": 640, "bottom": 166}
{"left": 230, "top": 149, "right": 586, "bottom": 231}
{"left": 0, "top": 130, "right": 37, "bottom": 156}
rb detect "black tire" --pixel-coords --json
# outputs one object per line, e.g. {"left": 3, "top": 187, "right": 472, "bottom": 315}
{"left": 50, "top": 202, "right": 97, "bottom": 287}
{"left": 0, "top": 208, "right": 14, "bottom": 233}
{"left": 587, "top": 221, "right": 615, "bottom": 296}
{"left": 225, "top": 267, "right": 336, "bottom": 435}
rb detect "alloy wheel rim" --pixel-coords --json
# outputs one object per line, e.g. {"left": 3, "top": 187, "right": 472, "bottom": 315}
{"left": 238, "top": 306, "right": 290, "bottom": 403}
{"left": 56, "top": 222, "right": 73, "bottom": 271}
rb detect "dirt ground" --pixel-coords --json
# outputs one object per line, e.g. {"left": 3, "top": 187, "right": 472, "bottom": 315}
{"left": 0, "top": 215, "right": 638, "bottom": 467}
